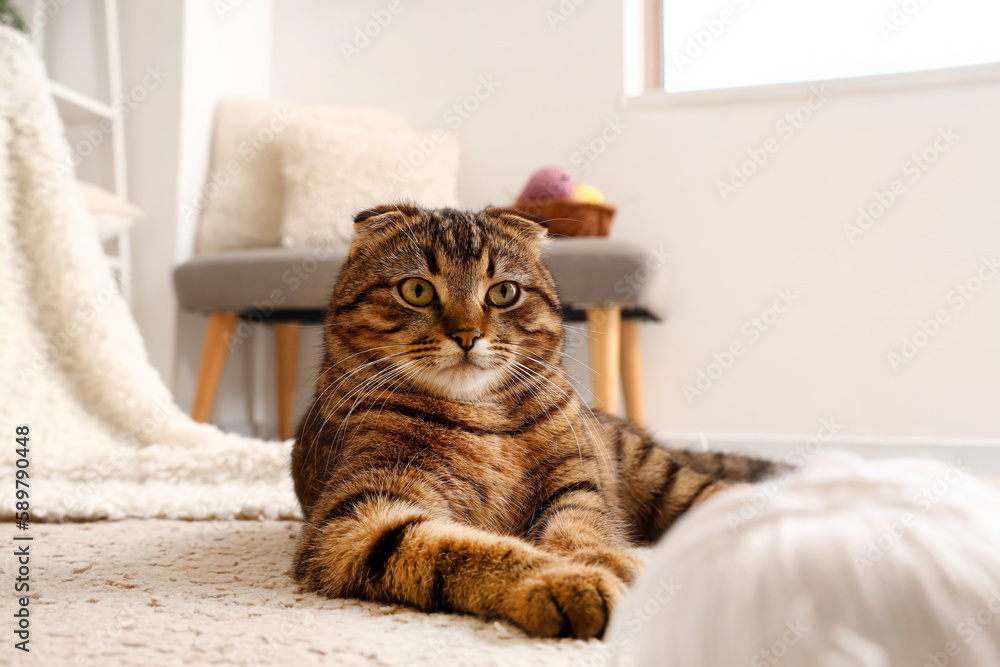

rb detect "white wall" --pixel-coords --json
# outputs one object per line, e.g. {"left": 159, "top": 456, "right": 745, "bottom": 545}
{"left": 266, "top": 0, "right": 1000, "bottom": 441}
{"left": 120, "top": 0, "right": 274, "bottom": 428}
{"left": 172, "top": 0, "right": 275, "bottom": 435}
{"left": 175, "top": 0, "right": 274, "bottom": 263}
{"left": 118, "top": 0, "right": 185, "bottom": 378}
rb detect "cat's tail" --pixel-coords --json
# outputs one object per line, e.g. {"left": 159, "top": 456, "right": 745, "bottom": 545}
{"left": 663, "top": 446, "right": 791, "bottom": 483}
{"left": 594, "top": 411, "right": 790, "bottom": 542}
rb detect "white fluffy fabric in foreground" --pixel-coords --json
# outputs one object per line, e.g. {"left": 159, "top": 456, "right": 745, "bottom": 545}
{"left": 0, "top": 27, "right": 298, "bottom": 522}
{"left": 612, "top": 450, "right": 1000, "bottom": 666}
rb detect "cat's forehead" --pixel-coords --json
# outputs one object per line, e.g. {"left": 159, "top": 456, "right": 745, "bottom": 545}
{"left": 402, "top": 210, "right": 539, "bottom": 268}
{"left": 349, "top": 205, "right": 547, "bottom": 285}
{"left": 422, "top": 209, "right": 491, "bottom": 257}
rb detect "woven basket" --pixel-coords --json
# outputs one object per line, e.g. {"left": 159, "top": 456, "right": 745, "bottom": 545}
{"left": 515, "top": 198, "right": 616, "bottom": 237}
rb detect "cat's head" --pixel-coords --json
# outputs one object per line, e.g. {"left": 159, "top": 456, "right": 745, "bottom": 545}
{"left": 326, "top": 204, "right": 563, "bottom": 402}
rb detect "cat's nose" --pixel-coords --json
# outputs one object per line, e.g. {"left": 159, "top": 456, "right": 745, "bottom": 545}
{"left": 449, "top": 329, "right": 482, "bottom": 351}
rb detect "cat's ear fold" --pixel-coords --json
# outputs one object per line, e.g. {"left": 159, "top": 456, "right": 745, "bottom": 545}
{"left": 350, "top": 203, "right": 421, "bottom": 256}
{"left": 354, "top": 204, "right": 404, "bottom": 225}
{"left": 485, "top": 206, "right": 550, "bottom": 241}
{"left": 353, "top": 203, "right": 420, "bottom": 227}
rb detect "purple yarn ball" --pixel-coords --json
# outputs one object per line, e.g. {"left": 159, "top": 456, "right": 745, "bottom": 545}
{"left": 519, "top": 167, "right": 575, "bottom": 200}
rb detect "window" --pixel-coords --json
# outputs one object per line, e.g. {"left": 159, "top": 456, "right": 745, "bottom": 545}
{"left": 653, "top": 0, "right": 1000, "bottom": 94}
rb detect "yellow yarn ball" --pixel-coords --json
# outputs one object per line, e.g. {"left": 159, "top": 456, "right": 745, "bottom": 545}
{"left": 573, "top": 184, "right": 604, "bottom": 203}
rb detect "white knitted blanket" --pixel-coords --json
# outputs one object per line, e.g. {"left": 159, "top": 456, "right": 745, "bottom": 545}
{"left": 0, "top": 28, "right": 299, "bottom": 522}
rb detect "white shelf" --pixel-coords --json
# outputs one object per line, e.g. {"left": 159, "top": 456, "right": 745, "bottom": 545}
{"left": 49, "top": 80, "right": 114, "bottom": 121}
{"left": 39, "top": 0, "right": 131, "bottom": 304}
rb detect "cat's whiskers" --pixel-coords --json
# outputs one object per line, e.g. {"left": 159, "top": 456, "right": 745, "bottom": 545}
{"left": 523, "top": 341, "right": 600, "bottom": 378}
{"left": 329, "top": 352, "right": 434, "bottom": 453}
{"left": 370, "top": 362, "right": 428, "bottom": 426}
{"left": 316, "top": 349, "right": 419, "bottom": 412}
{"left": 512, "top": 343, "right": 606, "bottom": 413}
{"left": 319, "top": 363, "right": 412, "bottom": 482}
{"left": 380, "top": 203, "right": 426, "bottom": 256}
{"left": 326, "top": 362, "right": 411, "bottom": 438}
{"left": 496, "top": 360, "right": 571, "bottom": 441}
{"left": 500, "top": 348, "right": 614, "bottom": 475}
{"left": 500, "top": 357, "right": 587, "bottom": 467}
{"left": 317, "top": 360, "right": 406, "bottom": 448}
{"left": 303, "top": 342, "right": 430, "bottom": 409}
{"left": 348, "top": 360, "right": 421, "bottom": 436}
{"left": 307, "top": 345, "right": 417, "bottom": 417}
{"left": 559, "top": 323, "right": 597, "bottom": 340}
{"left": 315, "top": 360, "right": 408, "bottom": 444}
{"left": 299, "top": 349, "right": 417, "bottom": 448}
{"left": 489, "top": 345, "right": 561, "bottom": 404}
{"left": 493, "top": 359, "right": 527, "bottom": 404}
{"left": 319, "top": 343, "right": 426, "bottom": 379}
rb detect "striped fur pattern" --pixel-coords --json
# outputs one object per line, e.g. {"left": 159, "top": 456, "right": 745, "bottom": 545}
{"left": 292, "top": 204, "right": 783, "bottom": 638}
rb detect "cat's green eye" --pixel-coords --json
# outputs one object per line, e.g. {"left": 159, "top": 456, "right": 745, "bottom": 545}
{"left": 486, "top": 281, "right": 520, "bottom": 307}
{"left": 399, "top": 278, "right": 435, "bottom": 307}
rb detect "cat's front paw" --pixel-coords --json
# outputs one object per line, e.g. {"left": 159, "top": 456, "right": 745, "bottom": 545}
{"left": 504, "top": 563, "right": 624, "bottom": 638}
{"left": 568, "top": 548, "right": 642, "bottom": 584}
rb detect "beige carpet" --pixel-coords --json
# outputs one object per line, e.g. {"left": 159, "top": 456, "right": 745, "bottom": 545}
{"left": 4, "top": 520, "right": 608, "bottom": 666}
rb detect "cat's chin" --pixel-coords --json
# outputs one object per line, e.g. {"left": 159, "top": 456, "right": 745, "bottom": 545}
{"left": 419, "top": 360, "right": 504, "bottom": 403}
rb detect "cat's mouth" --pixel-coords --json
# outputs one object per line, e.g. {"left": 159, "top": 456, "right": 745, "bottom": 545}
{"left": 440, "top": 358, "right": 492, "bottom": 379}
{"left": 420, "top": 354, "right": 503, "bottom": 401}
{"left": 452, "top": 356, "right": 487, "bottom": 369}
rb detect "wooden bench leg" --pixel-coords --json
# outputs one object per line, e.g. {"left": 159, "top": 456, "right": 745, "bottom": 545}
{"left": 275, "top": 322, "right": 300, "bottom": 441}
{"left": 191, "top": 311, "right": 238, "bottom": 423}
{"left": 587, "top": 306, "right": 621, "bottom": 414}
{"left": 620, "top": 319, "right": 645, "bottom": 426}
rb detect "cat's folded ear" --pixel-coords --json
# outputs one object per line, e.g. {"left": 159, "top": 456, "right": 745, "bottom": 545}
{"left": 353, "top": 203, "right": 421, "bottom": 226}
{"left": 351, "top": 203, "right": 422, "bottom": 255}
{"left": 484, "top": 206, "right": 550, "bottom": 241}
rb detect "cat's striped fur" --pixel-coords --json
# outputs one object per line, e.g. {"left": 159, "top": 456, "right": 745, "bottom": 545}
{"left": 292, "top": 204, "right": 783, "bottom": 638}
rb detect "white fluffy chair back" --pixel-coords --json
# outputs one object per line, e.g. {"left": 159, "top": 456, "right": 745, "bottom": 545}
{"left": 609, "top": 451, "right": 1000, "bottom": 667}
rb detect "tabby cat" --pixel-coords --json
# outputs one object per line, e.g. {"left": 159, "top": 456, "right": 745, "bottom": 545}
{"left": 292, "top": 204, "right": 782, "bottom": 638}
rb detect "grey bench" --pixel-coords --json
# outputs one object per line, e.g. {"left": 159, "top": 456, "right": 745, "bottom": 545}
{"left": 174, "top": 238, "right": 668, "bottom": 438}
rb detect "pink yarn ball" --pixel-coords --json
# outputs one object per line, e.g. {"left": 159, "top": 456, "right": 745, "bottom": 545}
{"left": 519, "top": 167, "right": 575, "bottom": 200}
